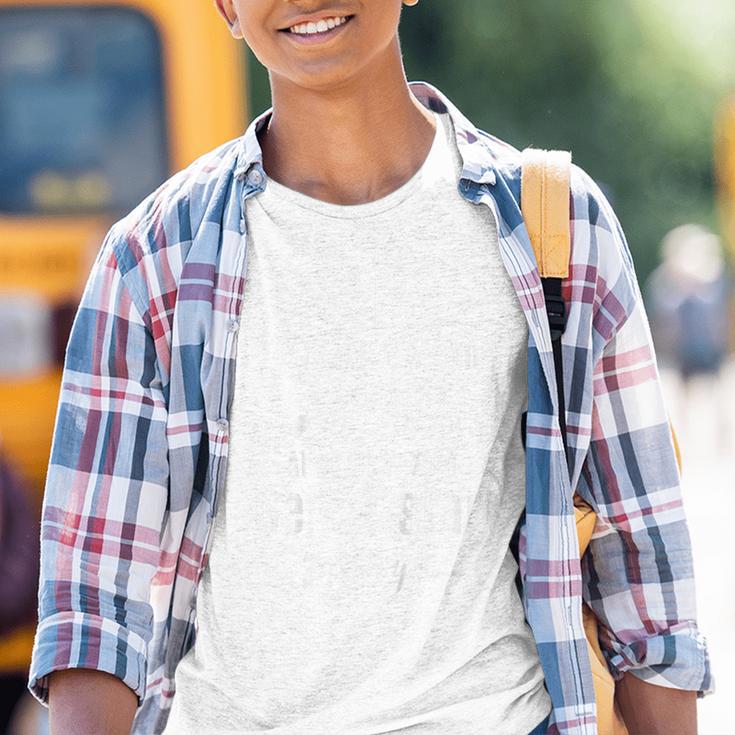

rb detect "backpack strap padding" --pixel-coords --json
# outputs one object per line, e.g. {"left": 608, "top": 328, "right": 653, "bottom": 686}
{"left": 521, "top": 148, "right": 572, "bottom": 278}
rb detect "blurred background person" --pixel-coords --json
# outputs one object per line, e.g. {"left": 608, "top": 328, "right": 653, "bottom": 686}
{"left": 646, "top": 224, "right": 734, "bottom": 455}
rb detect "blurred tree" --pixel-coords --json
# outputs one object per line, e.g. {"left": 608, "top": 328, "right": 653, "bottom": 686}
{"left": 246, "top": 0, "right": 735, "bottom": 281}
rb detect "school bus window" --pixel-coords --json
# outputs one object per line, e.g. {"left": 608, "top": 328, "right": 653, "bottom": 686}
{"left": 0, "top": 6, "right": 168, "bottom": 215}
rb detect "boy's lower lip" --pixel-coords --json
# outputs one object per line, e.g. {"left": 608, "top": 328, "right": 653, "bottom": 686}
{"left": 279, "top": 15, "right": 354, "bottom": 46}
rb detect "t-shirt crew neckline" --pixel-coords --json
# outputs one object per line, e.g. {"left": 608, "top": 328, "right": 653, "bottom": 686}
{"left": 256, "top": 110, "right": 444, "bottom": 219}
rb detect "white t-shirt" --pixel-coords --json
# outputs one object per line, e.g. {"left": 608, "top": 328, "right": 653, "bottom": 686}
{"left": 163, "top": 108, "right": 552, "bottom": 735}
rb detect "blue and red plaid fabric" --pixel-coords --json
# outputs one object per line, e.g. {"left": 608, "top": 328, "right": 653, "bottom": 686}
{"left": 27, "top": 80, "right": 713, "bottom": 734}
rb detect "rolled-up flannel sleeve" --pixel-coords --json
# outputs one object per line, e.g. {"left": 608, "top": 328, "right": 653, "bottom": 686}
{"left": 573, "top": 169, "right": 714, "bottom": 696}
{"left": 27, "top": 224, "right": 169, "bottom": 708}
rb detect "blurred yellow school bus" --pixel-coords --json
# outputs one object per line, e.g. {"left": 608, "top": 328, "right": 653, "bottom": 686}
{"left": 716, "top": 96, "right": 735, "bottom": 257}
{"left": 0, "top": 0, "right": 248, "bottom": 506}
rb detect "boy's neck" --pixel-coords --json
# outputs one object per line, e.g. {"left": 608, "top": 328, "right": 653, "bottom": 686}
{"left": 259, "top": 46, "right": 437, "bottom": 206}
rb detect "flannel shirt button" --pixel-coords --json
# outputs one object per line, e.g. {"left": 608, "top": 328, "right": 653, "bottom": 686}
{"left": 216, "top": 418, "right": 229, "bottom": 432}
{"left": 226, "top": 319, "right": 239, "bottom": 333}
{"left": 247, "top": 167, "right": 264, "bottom": 186}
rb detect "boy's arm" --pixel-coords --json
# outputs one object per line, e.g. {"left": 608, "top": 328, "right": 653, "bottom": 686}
{"left": 27, "top": 223, "right": 169, "bottom": 714}
{"left": 48, "top": 669, "right": 138, "bottom": 735}
{"left": 615, "top": 672, "right": 697, "bottom": 735}
{"left": 570, "top": 168, "right": 713, "bottom": 722}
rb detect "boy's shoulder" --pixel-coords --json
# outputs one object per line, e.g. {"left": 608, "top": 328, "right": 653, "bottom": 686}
{"left": 472, "top": 125, "right": 601, "bottom": 206}
{"left": 468, "top": 125, "right": 635, "bottom": 307}
{"left": 98, "top": 135, "right": 244, "bottom": 322}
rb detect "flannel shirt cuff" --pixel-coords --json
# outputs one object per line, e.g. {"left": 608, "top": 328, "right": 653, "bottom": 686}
{"left": 27, "top": 610, "right": 149, "bottom": 707}
{"left": 605, "top": 621, "right": 714, "bottom": 697}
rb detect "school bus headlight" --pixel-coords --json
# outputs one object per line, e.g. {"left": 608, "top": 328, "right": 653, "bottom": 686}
{"left": 29, "top": 170, "right": 112, "bottom": 212}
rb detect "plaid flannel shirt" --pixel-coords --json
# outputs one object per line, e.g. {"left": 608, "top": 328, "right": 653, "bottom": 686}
{"left": 27, "top": 80, "right": 712, "bottom": 735}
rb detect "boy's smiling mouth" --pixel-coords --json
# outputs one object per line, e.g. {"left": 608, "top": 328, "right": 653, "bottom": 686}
{"left": 278, "top": 13, "right": 355, "bottom": 45}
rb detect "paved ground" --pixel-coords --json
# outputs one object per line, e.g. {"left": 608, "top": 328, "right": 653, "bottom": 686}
{"left": 659, "top": 361, "right": 735, "bottom": 735}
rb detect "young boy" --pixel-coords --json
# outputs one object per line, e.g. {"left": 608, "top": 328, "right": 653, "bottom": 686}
{"left": 28, "top": 2, "right": 712, "bottom": 734}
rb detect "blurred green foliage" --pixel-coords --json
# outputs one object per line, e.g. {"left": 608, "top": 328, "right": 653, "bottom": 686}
{"left": 246, "top": 0, "right": 735, "bottom": 281}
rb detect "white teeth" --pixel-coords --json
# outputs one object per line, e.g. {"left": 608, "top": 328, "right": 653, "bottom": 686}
{"left": 288, "top": 15, "right": 348, "bottom": 35}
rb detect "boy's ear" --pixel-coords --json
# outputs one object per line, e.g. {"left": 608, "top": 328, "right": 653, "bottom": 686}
{"left": 213, "top": 0, "right": 243, "bottom": 39}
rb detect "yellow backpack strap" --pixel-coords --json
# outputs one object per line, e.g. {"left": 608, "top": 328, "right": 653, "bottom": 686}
{"left": 521, "top": 147, "right": 572, "bottom": 278}
{"left": 520, "top": 147, "right": 573, "bottom": 465}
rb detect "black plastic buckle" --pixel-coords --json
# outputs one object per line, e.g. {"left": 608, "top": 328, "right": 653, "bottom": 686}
{"left": 545, "top": 293, "right": 566, "bottom": 340}
{"left": 541, "top": 279, "right": 567, "bottom": 341}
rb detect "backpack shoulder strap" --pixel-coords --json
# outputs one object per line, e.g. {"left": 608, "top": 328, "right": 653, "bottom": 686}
{"left": 511, "top": 148, "right": 574, "bottom": 593}
{"left": 520, "top": 147, "right": 572, "bottom": 466}
{"left": 520, "top": 146, "right": 572, "bottom": 344}
{"left": 520, "top": 147, "right": 572, "bottom": 279}
{"left": 521, "top": 148, "right": 572, "bottom": 278}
